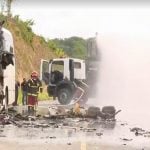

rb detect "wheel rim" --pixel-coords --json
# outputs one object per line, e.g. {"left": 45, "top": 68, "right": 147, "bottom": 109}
{"left": 59, "top": 92, "right": 68, "bottom": 103}
{"left": 58, "top": 88, "right": 72, "bottom": 105}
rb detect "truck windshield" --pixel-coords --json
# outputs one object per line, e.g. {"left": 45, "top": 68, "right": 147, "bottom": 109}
{"left": 74, "top": 62, "right": 81, "bottom": 69}
{"left": 51, "top": 61, "right": 64, "bottom": 73}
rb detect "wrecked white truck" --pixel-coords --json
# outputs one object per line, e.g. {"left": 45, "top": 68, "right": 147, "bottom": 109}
{"left": 40, "top": 36, "right": 100, "bottom": 105}
{"left": 40, "top": 57, "right": 88, "bottom": 105}
{"left": 39, "top": 35, "right": 121, "bottom": 120}
{"left": 0, "top": 21, "right": 16, "bottom": 110}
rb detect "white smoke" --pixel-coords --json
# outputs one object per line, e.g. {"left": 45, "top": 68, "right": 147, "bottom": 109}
{"left": 95, "top": 33, "right": 150, "bottom": 115}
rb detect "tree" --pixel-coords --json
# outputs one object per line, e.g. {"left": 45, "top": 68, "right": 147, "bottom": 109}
{"left": 0, "top": 0, "right": 14, "bottom": 16}
{"left": 0, "top": 0, "right": 5, "bottom": 14}
{"left": 51, "top": 37, "right": 87, "bottom": 59}
{"left": 6, "top": 0, "right": 13, "bottom": 16}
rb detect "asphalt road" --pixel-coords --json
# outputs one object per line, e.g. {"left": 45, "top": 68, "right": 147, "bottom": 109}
{"left": 0, "top": 100, "right": 150, "bottom": 150}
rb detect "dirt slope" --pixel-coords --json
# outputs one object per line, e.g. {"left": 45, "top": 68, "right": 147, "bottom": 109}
{"left": 6, "top": 18, "right": 56, "bottom": 81}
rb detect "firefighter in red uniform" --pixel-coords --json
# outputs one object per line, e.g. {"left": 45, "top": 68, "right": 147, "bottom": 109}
{"left": 27, "top": 71, "right": 42, "bottom": 115}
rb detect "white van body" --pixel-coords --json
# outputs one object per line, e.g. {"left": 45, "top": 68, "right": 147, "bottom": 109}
{"left": 51, "top": 58, "right": 86, "bottom": 80}
{"left": 2, "top": 28, "right": 15, "bottom": 105}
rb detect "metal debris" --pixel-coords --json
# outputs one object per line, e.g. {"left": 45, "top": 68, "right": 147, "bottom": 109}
{"left": 120, "top": 138, "right": 133, "bottom": 141}
{"left": 96, "top": 132, "right": 103, "bottom": 136}
{"left": 0, "top": 104, "right": 121, "bottom": 137}
{"left": 130, "top": 127, "right": 150, "bottom": 137}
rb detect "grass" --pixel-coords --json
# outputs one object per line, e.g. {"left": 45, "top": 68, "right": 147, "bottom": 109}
{"left": 38, "top": 92, "right": 51, "bottom": 101}
{"left": 17, "top": 89, "right": 52, "bottom": 105}
{"left": 14, "top": 15, "right": 34, "bottom": 45}
{"left": 17, "top": 89, "right": 22, "bottom": 105}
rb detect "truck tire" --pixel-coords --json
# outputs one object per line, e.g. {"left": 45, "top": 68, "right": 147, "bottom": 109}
{"left": 5, "top": 86, "right": 8, "bottom": 106}
{"left": 0, "top": 84, "right": 3, "bottom": 105}
{"left": 2, "top": 86, "right": 9, "bottom": 110}
{"left": 57, "top": 88, "right": 72, "bottom": 105}
{"left": 102, "top": 106, "right": 116, "bottom": 115}
{"left": 87, "top": 106, "right": 101, "bottom": 118}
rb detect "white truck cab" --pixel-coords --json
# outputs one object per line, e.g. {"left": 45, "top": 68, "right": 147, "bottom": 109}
{"left": 0, "top": 26, "right": 15, "bottom": 109}
{"left": 41, "top": 58, "right": 86, "bottom": 82}
{"left": 40, "top": 58, "right": 87, "bottom": 105}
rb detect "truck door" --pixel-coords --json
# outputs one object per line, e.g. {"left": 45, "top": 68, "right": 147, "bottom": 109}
{"left": 69, "top": 59, "right": 74, "bottom": 81}
{"left": 40, "top": 59, "right": 50, "bottom": 85}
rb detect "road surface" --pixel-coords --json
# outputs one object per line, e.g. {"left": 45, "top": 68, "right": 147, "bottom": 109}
{"left": 0, "top": 100, "right": 150, "bottom": 150}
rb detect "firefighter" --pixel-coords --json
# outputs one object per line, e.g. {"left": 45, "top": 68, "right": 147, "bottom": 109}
{"left": 21, "top": 78, "right": 28, "bottom": 105}
{"left": 27, "top": 71, "right": 42, "bottom": 115}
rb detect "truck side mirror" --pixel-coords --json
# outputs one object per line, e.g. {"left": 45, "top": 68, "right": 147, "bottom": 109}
{"left": 1, "top": 52, "right": 14, "bottom": 69}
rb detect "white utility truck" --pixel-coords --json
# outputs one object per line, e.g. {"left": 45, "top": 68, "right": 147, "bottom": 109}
{"left": 40, "top": 58, "right": 88, "bottom": 105}
{"left": 40, "top": 35, "right": 100, "bottom": 105}
{"left": 0, "top": 21, "right": 15, "bottom": 109}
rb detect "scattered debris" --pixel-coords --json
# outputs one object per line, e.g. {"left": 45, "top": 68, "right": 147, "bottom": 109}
{"left": 0, "top": 104, "right": 121, "bottom": 141}
{"left": 120, "top": 138, "right": 133, "bottom": 141}
{"left": 120, "top": 123, "right": 128, "bottom": 126}
{"left": 82, "top": 128, "right": 96, "bottom": 132}
{"left": 0, "top": 113, "right": 22, "bottom": 127}
{"left": 96, "top": 132, "right": 103, "bottom": 136}
{"left": 86, "top": 106, "right": 100, "bottom": 118}
{"left": 73, "top": 103, "right": 81, "bottom": 115}
{"left": 0, "top": 135, "right": 6, "bottom": 137}
{"left": 49, "top": 136, "right": 56, "bottom": 139}
{"left": 130, "top": 127, "right": 150, "bottom": 137}
{"left": 130, "top": 127, "right": 145, "bottom": 132}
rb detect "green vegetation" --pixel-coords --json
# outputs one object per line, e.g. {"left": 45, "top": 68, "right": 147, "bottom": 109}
{"left": 50, "top": 37, "right": 88, "bottom": 59}
{"left": 0, "top": 13, "right": 89, "bottom": 81}
{"left": 38, "top": 92, "right": 51, "bottom": 101}
{"left": 17, "top": 89, "right": 22, "bottom": 105}
{"left": 0, "top": 13, "right": 88, "bottom": 60}
{"left": 14, "top": 15, "right": 34, "bottom": 45}
{"left": 47, "top": 40, "right": 66, "bottom": 57}
{"left": 0, "top": 14, "right": 58, "bottom": 79}
{"left": 0, "top": 14, "right": 34, "bottom": 45}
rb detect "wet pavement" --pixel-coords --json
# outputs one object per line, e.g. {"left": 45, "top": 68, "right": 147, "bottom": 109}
{"left": 0, "top": 101, "right": 150, "bottom": 150}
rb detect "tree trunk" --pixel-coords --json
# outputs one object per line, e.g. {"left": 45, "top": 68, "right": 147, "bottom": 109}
{"left": 6, "top": 0, "right": 13, "bottom": 17}
{"left": 0, "top": 0, "right": 5, "bottom": 14}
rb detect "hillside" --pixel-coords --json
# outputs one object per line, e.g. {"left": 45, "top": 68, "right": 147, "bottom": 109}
{"left": 51, "top": 37, "right": 87, "bottom": 59}
{"left": 3, "top": 16, "right": 57, "bottom": 81}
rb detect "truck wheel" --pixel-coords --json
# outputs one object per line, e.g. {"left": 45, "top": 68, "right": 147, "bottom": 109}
{"left": 87, "top": 106, "right": 101, "bottom": 118}
{"left": 102, "top": 106, "right": 116, "bottom": 114}
{"left": 0, "top": 84, "right": 3, "bottom": 105}
{"left": 4, "top": 86, "right": 8, "bottom": 109}
{"left": 58, "top": 88, "right": 72, "bottom": 105}
{"left": 5, "top": 87, "right": 8, "bottom": 105}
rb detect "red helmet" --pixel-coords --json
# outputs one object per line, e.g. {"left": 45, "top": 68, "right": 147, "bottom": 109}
{"left": 31, "top": 71, "right": 38, "bottom": 77}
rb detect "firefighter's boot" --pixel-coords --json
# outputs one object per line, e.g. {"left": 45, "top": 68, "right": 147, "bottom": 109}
{"left": 28, "top": 106, "right": 32, "bottom": 115}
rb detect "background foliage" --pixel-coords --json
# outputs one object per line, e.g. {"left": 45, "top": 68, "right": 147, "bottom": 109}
{"left": 49, "top": 37, "right": 87, "bottom": 59}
